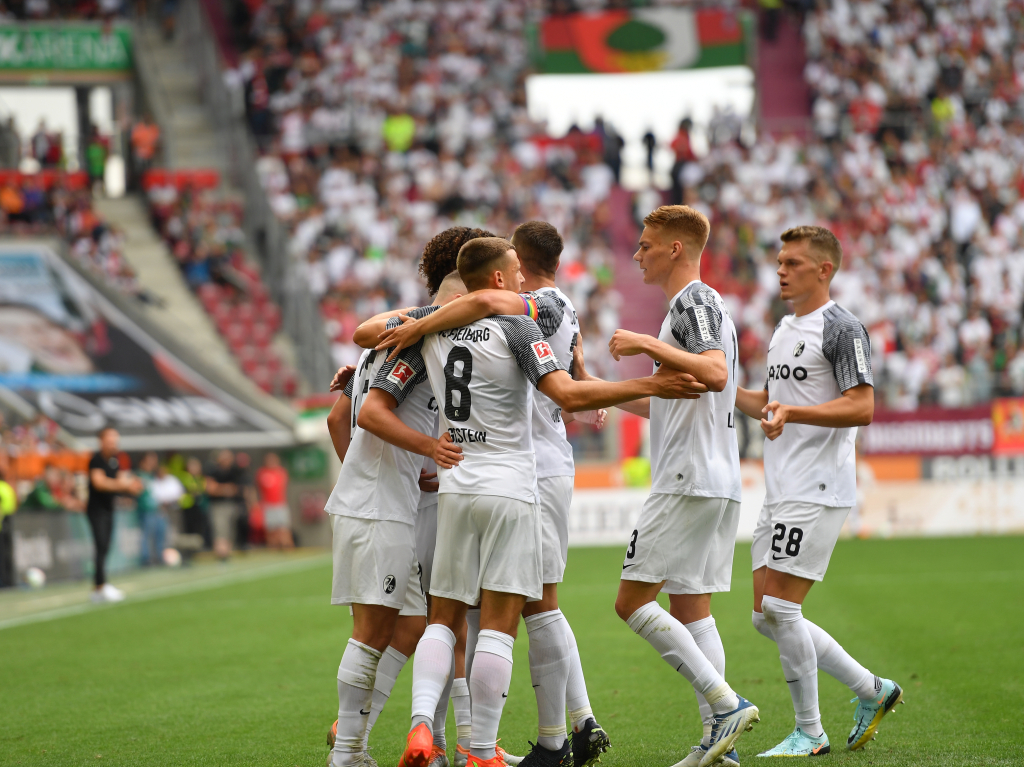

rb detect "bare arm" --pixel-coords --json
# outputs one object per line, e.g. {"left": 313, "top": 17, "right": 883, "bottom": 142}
{"left": 90, "top": 468, "right": 141, "bottom": 495}
{"left": 357, "top": 389, "right": 464, "bottom": 468}
{"left": 353, "top": 307, "right": 419, "bottom": 349}
{"left": 571, "top": 332, "right": 652, "bottom": 417}
{"left": 376, "top": 291, "right": 527, "bottom": 359}
{"left": 537, "top": 365, "right": 705, "bottom": 414}
{"left": 761, "top": 384, "right": 875, "bottom": 441}
{"left": 736, "top": 386, "right": 770, "bottom": 420}
{"left": 327, "top": 394, "right": 352, "bottom": 462}
{"left": 608, "top": 329, "right": 728, "bottom": 391}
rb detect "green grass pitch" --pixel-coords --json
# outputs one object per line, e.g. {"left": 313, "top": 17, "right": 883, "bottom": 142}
{"left": 2, "top": 536, "right": 1023, "bottom": 766}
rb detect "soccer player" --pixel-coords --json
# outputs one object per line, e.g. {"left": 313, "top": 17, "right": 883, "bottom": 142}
{"left": 324, "top": 270, "right": 468, "bottom": 767}
{"left": 375, "top": 221, "right": 612, "bottom": 767}
{"left": 353, "top": 227, "right": 501, "bottom": 766}
{"left": 579, "top": 205, "right": 759, "bottom": 767}
{"left": 360, "top": 237, "right": 700, "bottom": 767}
{"left": 734, "top": 226, "right": 902, "bottom": 757}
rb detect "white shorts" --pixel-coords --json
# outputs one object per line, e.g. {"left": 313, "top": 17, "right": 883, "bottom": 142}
{"left": 331, "top": 514, "right": 426, "bottom": 616}
{"left": 415, "top": 502, "right": 438, "bottom": 595}
{"left": 263, "top": 503, "right": 290, "bottom": 530}
{"left": 751, "top": 501, "right": 851, "bottom": 582}
{"left": 538, "top": 476, "right": 573, "bottom": 584}
{"left": 621, "top": 494, "right": 741, "bottom": 594}
{"left": 430, "top": 493, "right": 543, "bottom": 604}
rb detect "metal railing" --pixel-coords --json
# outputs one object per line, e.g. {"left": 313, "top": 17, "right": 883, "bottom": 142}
{"left": 176, "top": 0, "right": 335, "bottom": 393}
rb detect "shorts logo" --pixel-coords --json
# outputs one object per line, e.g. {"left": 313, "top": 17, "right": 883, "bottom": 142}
{"left": 382, "top": 575, "right": 396, "bottom": 594}
{"left": 532, "top": 340, "right": 554, "bottom": 363}
{"left": 388, "top": 361, "right": 415, "bottom": 389}
{"left": 853, "top": 338, "right": 868, "bottom": 374}
{"left": 793, "top": 340, "right": 805, "bottom": 357}
{"left": 693, "top": 305, "right": 711, "bottom": 341}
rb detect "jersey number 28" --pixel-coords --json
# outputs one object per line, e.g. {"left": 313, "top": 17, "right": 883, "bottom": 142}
{"left": 443, "top": 346, "right": 473, "bottom": 422}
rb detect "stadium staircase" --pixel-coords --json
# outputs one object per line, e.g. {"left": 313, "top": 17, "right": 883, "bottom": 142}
{"left": 757, "top": 12, "right": 812, "bottom": 133}
{"left": 104, "top": 17, "right": 304, "bottom": 406}
{"left": 92, "top": 195, "right": 296, "bottom": 425}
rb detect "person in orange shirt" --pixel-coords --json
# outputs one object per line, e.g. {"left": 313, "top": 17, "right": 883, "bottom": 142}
{"left": 130, "top": 115, "right": 161, "bottom": 187}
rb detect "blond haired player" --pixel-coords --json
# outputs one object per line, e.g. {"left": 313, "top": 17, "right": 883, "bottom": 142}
{"left": 735, "top": 226, "right": 902, "bottom": 758}
{"left": 576, "top": 205, "right": 758, "bottom": 767}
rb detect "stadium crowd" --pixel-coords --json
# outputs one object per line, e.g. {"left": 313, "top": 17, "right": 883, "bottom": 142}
{"left": 228, "top": 0, "right": 625, "bottom": 378}
{"left": 224, "top": 0, "right": 1024, "bottom": 410}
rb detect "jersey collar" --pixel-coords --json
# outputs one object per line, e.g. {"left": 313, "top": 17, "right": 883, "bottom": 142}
{"left": 787, "top": 299, "right": 835, "bottom": 324}
{"left": 669, "top": 280, "right": 703, "bottom": 304}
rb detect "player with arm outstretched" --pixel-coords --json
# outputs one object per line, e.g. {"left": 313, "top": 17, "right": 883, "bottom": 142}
{"left": 734, "top": 227, "right": 902, "bottom": 758}
{"left": 324, "top": 269, "right": 470, "bottom": 767}
{"left": 352, "top": 226, "right": 523, "bottom": 767}
{"left": 375, "top": 221, "right": 618, "bottom": 767}
{"left": 590, "top": 206, "right": 759, "bottom": 767}
{"left": 360, "top": 237, "right": 700, "bottom": 767}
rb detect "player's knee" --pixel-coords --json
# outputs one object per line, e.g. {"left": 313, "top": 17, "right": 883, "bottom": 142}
{"left": 614, "top": 593, "right": 636, "bottom": 623}
{"left": 751, "top": 609, "right": 774, "bottom": 640}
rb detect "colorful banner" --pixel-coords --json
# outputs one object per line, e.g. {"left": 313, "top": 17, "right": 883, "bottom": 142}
{"left": 0, "top": 25, "right": 132, "bottom": 71}
{"left": 532, "top": 9, "right": 748, "bottom": 74}
{"left": 860, "top": 405, "right": 993, "bottom": 456}
{"left": 991, "top": 397, "right": 1024, "bottom": 455}
{"left": 0, "top": 245, "right": 292, "bottom": 449}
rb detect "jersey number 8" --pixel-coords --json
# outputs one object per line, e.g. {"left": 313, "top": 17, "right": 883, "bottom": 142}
{"left": 443, "top": 346, "right": 473, "bottom": 422}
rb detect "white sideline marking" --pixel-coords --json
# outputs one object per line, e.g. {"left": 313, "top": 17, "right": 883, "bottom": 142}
{"left": 0, "top": 554, "right": 330, "bottom": 632}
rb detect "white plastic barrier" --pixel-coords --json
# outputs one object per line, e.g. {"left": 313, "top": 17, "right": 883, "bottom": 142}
{"left": 567, "top": 461, "right": 1024, "bottom": 548}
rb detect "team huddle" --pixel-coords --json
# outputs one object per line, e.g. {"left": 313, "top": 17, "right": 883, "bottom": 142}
{"left": 323, "top": 207, "right": 903, "bottom": 767}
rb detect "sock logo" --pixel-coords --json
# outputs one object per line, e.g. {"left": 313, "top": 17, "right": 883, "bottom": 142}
{"left": 359, "top": 709, "right": 371, "bottom": 715}
{"left": 382, "top": 574, "right": 396, "bottom": 594}
{"left": 501, "top": 692, "right": 508, "bottom": 698}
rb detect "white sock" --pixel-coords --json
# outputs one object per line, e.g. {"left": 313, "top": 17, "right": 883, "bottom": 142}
{"left": 410, "top": 624, "right": 456, "bottom": 731}
{"left": 761, "top": 596, "right": 823, "bottom": 738}
{"left": 753, "top": 610, "right": 877, "bottom": 701}
{"left": 451, "top": 677, "right": 472, "bottom": 751}
{"left": 626, "top": 602, "right": 737, "bottom": 714}
{"left": 465, "top": 608, "right": 481, "bottom": 679}
{"left": 469, "top": 629, "right": 514, "bottom": 760}
{"left": 562, "top": 615, "right": 593, "bottom": 732}
{"left": 433, "top": 666, "right": 453, "bottom": 750}
{"left": 685, "top": 616, "right": 725, "bottom": 748}
{"left": 334, "top": 639, "right": 382, "bottom": 767}
{"left": 363, "top": 646, "right": 407, "bottom": 748}
{"left": 525, "top": 610, "right": 570, "bottom": 750}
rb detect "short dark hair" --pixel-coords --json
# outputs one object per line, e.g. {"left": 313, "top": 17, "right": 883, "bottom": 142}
{"left": 780, "top": 225, "right": 843, "bottom": 274}
{"left": 419, "top": 226, "right": 496, "bottom": 296}
{"left": 457, "top": 237, "right": 515, "bottom": 290}
{"left": 512, "top": 221, "right": 563, "bottom": 278}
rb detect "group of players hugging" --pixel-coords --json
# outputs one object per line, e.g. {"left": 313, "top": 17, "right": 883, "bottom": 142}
{"left": 323, "top": 206, "right": 904, "bottom": 767}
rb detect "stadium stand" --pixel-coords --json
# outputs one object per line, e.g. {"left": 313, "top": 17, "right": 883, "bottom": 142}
{"left": 220, "top": 0, "right": 624, "bottom": 378}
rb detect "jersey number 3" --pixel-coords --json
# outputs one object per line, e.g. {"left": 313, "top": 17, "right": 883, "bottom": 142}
{"left": 443, "top": 346, "right": 473, "bottom": 422}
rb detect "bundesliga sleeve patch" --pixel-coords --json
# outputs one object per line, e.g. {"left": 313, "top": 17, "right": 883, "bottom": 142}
{"left": 693, "top": 305, "right": 711, "bottom": 341}
{"left": 532, "top": 340, "right": 554, "bottom": 363}
{"left": 853, "top": 338, "right": 868, "bottom": 374}
{"left": 388, "top": 360, "right": 416, "bottom": 389}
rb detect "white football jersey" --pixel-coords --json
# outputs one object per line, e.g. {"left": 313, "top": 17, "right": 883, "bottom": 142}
{"left": 378, "top": 312, "right": 563, "bottom": 503}
{"left": 649, "top": 281, "right": 741, "bottom": 502}
{"left": 529, "top": 287, "right": 580, "bottom": 479}
{"left": 763, "top": 300, "right": 873, "bottom": 508}
{"left": 325, "top": 345, "right": 439, "bottom": 525}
